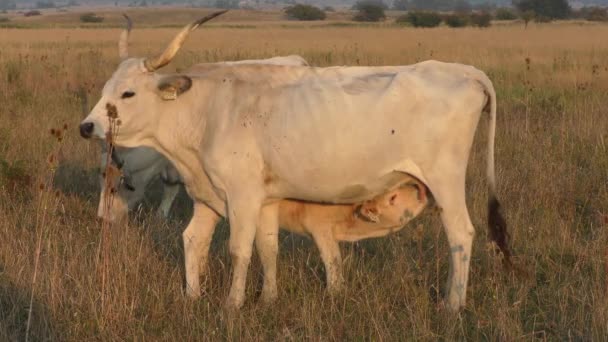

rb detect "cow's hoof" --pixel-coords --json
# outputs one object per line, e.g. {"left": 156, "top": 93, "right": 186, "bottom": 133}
{"left": 224, "top": 296, "right": 244, "bottom": 312}
{"left": 185, "top": 286, "right": 201, "bottom": 299}
{"left": 259, "top": 289, "right": 278, "bottom": 304}
{"left": 437, "top": 298, "right": 463, "bottom": 313}
{"left": 327, "top": 280, "right": 345, "bottom": 296}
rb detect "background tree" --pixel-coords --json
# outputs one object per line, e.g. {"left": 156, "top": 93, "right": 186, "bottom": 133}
{"left": 470, "top": 11, "right": 492, "bottom": 26}
{"left": 409, "top": 0, "right": 453, "bottom": 11}
{"left": 285, "top": 4, "right": 326, "bottom": 20}
{"left": 35, "top": 1, "right": 55, "bottom": 8}
{"left": 444, "top": 13, "right": 469, "bottom": 27}
{"left": 392, "top": 0, "right": 408, "bottom": 10}
{"left": 80, "top": 12, "right": 104, "bottom": 23}
{"left": 405, "top": 11, "right": 442, "bottom": 27}
{"left": 521, "top": 9, "right": 534, "bottom": 27}
{"left": 578, "top": 7, "right": 608, "bottom": 21}
{"left": 495, "top": 7, "right": 517, "bottom": 20}
{"left": 513, "top": 0, "right": 571, "bottom": 20}
{"left": 214, "top": 0, "right": 238, "bottom": 8}
{"left": 353, "top": 0, "right": 387, "bottom": 22}
{"left": 453, "top": 0, "right": 472, "bottom": 14}
{"left": 0, "top": 0, "right": 16, "bottom": 11}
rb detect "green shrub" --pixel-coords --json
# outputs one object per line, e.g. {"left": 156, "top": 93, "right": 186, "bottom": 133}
{"left": 495, "top": 7, "right": 517, "bottom": 20}
{"left": 24, "top": 10, "right": 41, "bottom": 16}
{"left": 407, "top": 11, "right": 442, "bottom": 28}
{"left": 285, "top": 4, "right": 326, "bottom": 21}
{"left": 582, "top": 7, "right": 608, "bottom": 21}
{"left": 514, "top": 0, "right": 570, "bottom": 20}
{"left": 395, "top": 14, "right": 409, "bottom": 25}
{"left": 79, "top": 12, "right": 104, "bottom": 23}
{"left": 35, "top": 1, "right": 55, "bottom": 8}
{"left": 534, "top": 14, "right": 552, "bottom": 22}
{"left": 353, "top": 0, "right": 386, "bottom": 22}
{"left": 444, "top": 14, "right": 468, "bottom": 27}
{"left": 0, "top": 158, "right": 32, "bottom": 198}
{"left": 470, "top": 12, "right": 491, "bottom": 27}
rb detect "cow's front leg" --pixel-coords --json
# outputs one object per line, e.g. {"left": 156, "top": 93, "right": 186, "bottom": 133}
{"left": 225, "top": 192, "right": 264, "bottom": 310}
{"left": 183, "top": 202, "right": 221, "bottom": 298}
{"left": 255, "top": 203, "right": 280, "bottom": 303}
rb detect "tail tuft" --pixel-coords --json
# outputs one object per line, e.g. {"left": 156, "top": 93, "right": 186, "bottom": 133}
{"left": 488, "top": 196, "right": 513, "bottom": 269}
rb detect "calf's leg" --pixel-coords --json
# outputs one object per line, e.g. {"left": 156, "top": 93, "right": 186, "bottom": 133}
{"left": 311, "top": 229, "right": 344, "bottom": 294}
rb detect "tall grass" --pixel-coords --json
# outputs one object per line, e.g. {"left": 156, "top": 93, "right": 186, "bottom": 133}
{"left": 0, "top": 21, "right": 607, "bottom": 339}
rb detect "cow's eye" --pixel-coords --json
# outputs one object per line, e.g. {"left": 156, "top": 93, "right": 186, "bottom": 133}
{"left": 121, "top": 91, "right": 135, "bottom": 99}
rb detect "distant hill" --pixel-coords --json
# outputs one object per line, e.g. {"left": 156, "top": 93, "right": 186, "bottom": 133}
{"left": 6, "top": 0, "right": 608, "bottom": 10}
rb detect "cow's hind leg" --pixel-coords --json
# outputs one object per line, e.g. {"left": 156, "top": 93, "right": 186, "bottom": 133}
{"left": 426, "top": 175, "right": 475, "bottom": 311}
{"left": 183, "top": 202, "right": 220, "bottom": 298}
{"left": 255, "top": 203, "right": 280, "bottom": 303}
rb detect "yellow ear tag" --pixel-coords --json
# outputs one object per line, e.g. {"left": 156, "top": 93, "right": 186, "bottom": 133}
{"left": 160, "top": 86, "right": 177, "bottom": 101}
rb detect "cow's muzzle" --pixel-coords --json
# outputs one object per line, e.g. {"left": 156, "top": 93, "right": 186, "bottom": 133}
{"left": 79, "top": 122, "right": 94, "bottom": 139}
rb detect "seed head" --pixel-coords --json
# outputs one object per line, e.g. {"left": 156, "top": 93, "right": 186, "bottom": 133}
{"left": 106, "top": 103, "right": 118, "bottom": 119}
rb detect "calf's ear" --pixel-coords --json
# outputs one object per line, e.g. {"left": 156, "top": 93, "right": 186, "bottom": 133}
{"left": 157, "top": 75, "right": 192, "bottom": 101}
{"left": 358, "top": 203, "right": 380, "bottom": 223}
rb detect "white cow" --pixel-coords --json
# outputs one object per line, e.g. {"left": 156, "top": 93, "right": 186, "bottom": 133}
{"left": 97, "top": 55, "right": 309, "bottom": 222}
{"left": 80, "top": 11, "right": 512, "bottom": 311}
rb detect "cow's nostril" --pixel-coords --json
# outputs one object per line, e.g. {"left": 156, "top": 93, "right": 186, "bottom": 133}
{"left": 79, "top": 122, "right": 94, "bottom": 139}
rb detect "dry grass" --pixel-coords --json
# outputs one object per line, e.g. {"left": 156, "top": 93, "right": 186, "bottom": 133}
{"left": 1, "top": 15, "right": 607, "bottom": 340}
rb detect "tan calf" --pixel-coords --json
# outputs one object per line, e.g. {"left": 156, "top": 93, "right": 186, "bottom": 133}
{"left": 256, "top": 178, "right": 428, "bottom": 301}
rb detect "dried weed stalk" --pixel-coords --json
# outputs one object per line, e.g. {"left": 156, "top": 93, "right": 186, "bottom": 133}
{"left": 98, "top": 102, "right": 121, "bottom": 319}
{"left": 25, "top": 124, "right": 66, "bottom": 342}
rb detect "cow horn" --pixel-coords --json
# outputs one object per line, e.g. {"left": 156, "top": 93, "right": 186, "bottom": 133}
{"left": 118, "top": 14, "right": 133, "bottom": 60}
{"left": 143, "top": 10, "right": 227, "bottom": 72}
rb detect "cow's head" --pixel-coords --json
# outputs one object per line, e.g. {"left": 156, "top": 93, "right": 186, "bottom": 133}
{"left": 358, "top": 181, "right": 429, "bottom": 227}
{"left": 79, "top": 11, "right": 227, "bottom": 146}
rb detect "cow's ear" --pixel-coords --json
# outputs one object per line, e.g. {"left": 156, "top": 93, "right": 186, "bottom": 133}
{"left": 157, "top": 75, "right": 192, "bottom": 101}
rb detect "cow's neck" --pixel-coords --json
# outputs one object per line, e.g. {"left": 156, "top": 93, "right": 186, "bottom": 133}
{"left": 149, "top": 95, "right": 227, "bottom": 215}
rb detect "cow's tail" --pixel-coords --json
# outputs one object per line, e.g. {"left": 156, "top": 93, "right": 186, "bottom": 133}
{"left": 477, "top": 73, "right": 513, "bottom": 270}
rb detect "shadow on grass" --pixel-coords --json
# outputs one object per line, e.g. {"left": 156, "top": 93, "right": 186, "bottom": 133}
{"left": 52, "top": 160, "right": 98, "bottom": 201}
{"left": 0, "top": 265, "right": 57, "bottom": 341}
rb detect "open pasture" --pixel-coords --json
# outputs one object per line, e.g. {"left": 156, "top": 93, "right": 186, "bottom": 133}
{"left": 1, "top": 12, "right": 608, "bottom": 339}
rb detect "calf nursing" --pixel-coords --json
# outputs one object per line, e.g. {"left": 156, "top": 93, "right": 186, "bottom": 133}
{"left": 260, "top": 178, "right": 428, "bottom": 297}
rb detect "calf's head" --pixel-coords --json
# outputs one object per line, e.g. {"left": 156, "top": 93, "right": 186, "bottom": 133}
{"left": 358, "top": 181, "right": 429, "bottom": 227}
{"left": 79, "top": 11, "right": 227, "bottom": 146}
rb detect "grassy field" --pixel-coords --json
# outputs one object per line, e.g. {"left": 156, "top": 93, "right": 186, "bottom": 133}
{"left": 1, "top": 10, "right": 608, "bottom": 340}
